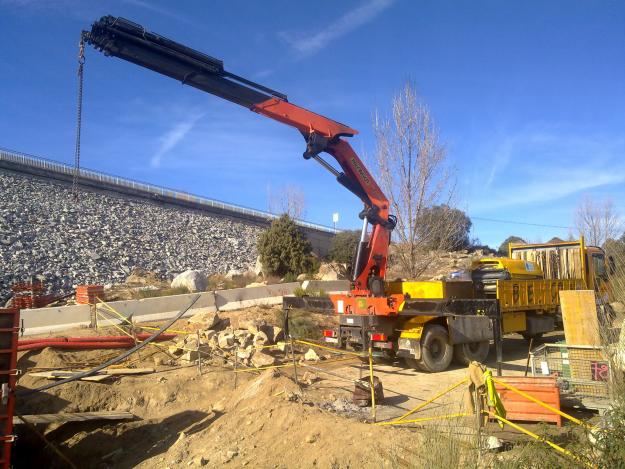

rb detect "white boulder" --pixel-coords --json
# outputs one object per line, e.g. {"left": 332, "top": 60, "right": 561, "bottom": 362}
{"left": 171, "top": 270, "right": 208, "bottom": 292}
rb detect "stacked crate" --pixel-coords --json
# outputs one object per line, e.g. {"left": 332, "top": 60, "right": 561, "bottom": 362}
{"left": 75, "top": 285, "right": 104, "bottom": 305}
{"left": 9, "top": 281, "right": 54, "bottom": 309}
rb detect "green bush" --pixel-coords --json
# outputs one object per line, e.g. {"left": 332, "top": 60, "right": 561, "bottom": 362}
{"left": 328, "top": 230, "right": 360, "bottom": 268}
{"left": 592, "top": 397, "right": 625, "bottom": 468}
{"left": 293, "top": 286, "right": 307, "bottom": 297}
{"left": 274, "top": 308, "right": 319, "bottom": 339}
{"left": 293, "top": 287, "right": 327, "bottom": 298}
{"left": 133, "top": 286, "right": 189, "bottom": 299}
{"left": 282, "top": 272, "right": 298, "bottom": 283}
{"left": 257, "top": 214, "right": 315, "bottom": 277}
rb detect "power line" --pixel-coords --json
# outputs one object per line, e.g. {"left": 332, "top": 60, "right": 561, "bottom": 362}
{"left": 469, "top": 216, "right": 572, "bottom": 230}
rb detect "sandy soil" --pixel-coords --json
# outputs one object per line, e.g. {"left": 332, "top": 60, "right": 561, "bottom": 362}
{"left": 13, "top": 306, "right": 578, "bottom": 468}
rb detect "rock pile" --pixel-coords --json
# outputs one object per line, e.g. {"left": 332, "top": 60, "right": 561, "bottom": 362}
{"left": 0, "top": 170, "right": 263, "bottom": 302}
{"left": 170, "top": 310, "right": 286, "bottom": 368}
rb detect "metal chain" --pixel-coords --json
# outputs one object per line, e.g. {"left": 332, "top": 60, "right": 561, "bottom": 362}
{"left": 72, "top": 37, "right": 86, "bottom": 200}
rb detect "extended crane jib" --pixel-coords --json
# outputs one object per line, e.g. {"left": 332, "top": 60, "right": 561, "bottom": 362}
{"left": 83, "top": 15, "right": 287, "bottom": 108}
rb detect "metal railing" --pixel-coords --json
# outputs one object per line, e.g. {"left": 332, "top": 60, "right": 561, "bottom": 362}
{"left": 0, "top": 147, "right": 336, "bottom": 234}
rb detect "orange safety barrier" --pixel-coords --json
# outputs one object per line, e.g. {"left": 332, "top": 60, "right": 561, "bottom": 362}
{"left": 75, "top": 285, "right": 104, "bottom": 305}
{"left": 493, "top": 376, "right": 562, "bottom": 426}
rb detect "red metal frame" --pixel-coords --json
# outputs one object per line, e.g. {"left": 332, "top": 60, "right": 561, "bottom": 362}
{"left": 252, "top": 101, "right": 394, "bottom": 298}
{"left": 326, "top": 139, "right": 391, "bottom": 291}
{"left": 0, "top": 308, "right": 19, "bottom": 468}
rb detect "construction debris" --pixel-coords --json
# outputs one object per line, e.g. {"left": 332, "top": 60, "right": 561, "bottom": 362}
{"left": 304, "top": 348, "right": 320, "bottom": 361}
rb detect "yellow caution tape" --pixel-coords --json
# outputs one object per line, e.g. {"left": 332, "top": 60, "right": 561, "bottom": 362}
{"left": 488, "top": 412, "right": 595, "bottom": 468}
{"left": 295, "top": 339, "right": 363, "bottom": 357}
{"left": 395, "top": 378, "right": 468, "bottom": 422}
{"left": 377, "top": 412, "right": 470, "bottom": 426}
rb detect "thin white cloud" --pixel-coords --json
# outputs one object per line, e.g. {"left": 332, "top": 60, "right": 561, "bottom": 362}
{"left": 150, "top": 112, "right": 205, "bottom": 168}
{"left": 486, "top": 138, "right": 513, "bottom": 187}
{"left": 279, "top": 0, "right": 394, "bottom": 57}
{"left": 467, "top": 129, "right": 625, "bottom": 213}
{"left": 471, "top": 167, "right": 625, "bottom": 212}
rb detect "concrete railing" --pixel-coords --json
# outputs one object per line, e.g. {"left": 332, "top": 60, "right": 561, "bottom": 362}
{"left": 0, "top": 147, "right": 337, "bottom": 234}
{"left": 19, "top": 280, "right": 350, "bottom": 336}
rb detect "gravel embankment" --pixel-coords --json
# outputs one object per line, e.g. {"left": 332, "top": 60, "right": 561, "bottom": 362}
{"left": 0, "top": 169, "right": 262, "bottom": 302}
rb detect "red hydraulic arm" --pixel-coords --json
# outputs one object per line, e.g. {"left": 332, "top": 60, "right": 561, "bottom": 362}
{"left": 83, "top": 16, "right": 396, "bottom": 299}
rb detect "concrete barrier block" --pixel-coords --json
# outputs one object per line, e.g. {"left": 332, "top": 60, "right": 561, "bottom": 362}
{"left": 101, "top": 292, "right": 216, "bottom": 324}
{"left": 301, "top": 280, "right": 350, "bottom": 293}
{"left": 215, "top": 283, "right": 299, "bottom": 309}
{"left": 21, "top": 304, "right": 92, "bottom": 336}
{"left": 21, "top": 284, "right": 305, "bottom": 335}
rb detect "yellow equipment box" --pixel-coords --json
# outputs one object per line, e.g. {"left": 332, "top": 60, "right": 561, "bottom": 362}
{"left": 386, "top": 280, "right": 474, "bottom": 299}
{"left": 502, "top": 311, "right": 526, "bottom": 333}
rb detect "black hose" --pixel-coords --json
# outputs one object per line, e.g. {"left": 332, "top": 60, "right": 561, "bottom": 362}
{"left": 18, "top": 294, "right": 200, "bottom": 397}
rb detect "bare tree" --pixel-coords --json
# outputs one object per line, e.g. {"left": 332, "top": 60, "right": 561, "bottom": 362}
{"left": 267, "top": 184, "right": 307, "bottom": 220}
{"left": 372, "top": 82, "right": 460, "bottom": 278}
{"left": 575, "top": 196, "right": 622, "bottom": 247}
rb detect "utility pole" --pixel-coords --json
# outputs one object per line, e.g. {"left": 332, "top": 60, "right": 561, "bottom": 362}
{"left": 332, "top": 212, "right": 339, "bottom": 233}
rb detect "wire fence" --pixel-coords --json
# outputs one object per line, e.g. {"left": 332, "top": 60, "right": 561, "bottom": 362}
{"left": 0, "top": 147, "right": 336, "bottom": 234}
{"left": 530, "top": 343, "right": 611, "bottom": 398}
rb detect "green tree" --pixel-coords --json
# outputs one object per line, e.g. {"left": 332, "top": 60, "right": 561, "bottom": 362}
{"left": 605, "top": 234, "right": 625, "bottom": 264}
{"left": 498, "top": 236, "right": 526, "bottom": 256}
{"left": 257, "top": 215, "right": 314, "bottom": 277}
{"left": 328, "top": 230, "right": 360, "bottom": 270}
{"left": 415, "top": 205, "right": 472, "bottom": 251}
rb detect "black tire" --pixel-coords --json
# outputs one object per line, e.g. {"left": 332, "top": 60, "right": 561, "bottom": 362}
{"left": 403, "top": 357, "right": 427, "bottom": 371}
{"left": 521, "top": 332, "right": 543, "bottom": 341}
{"left": 453, "top": 341, "right": 490, "bottom": 366}
{"left": 416, "top": 324, "right": 454, "bottom": 373}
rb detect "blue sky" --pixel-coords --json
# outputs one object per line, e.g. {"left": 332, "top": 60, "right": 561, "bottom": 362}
{"left": 1, "top": 0, "right": 624, "bottom": 247}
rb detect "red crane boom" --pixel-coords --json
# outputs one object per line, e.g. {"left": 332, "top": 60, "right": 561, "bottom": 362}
{"left": 84, "top": 15, "right": 397, "bottom": 310}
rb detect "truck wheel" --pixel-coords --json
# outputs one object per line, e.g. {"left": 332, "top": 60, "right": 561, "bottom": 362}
{"left": 403, "top": 357, "right": 427, "bottom": 371}
{"left": 416, "top": 324, "right": 453, "bottom": 373}
{"left": 453, "top": 341, "right": 490, "bottom": 366}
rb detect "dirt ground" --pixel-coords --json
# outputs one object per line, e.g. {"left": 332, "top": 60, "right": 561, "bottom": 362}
{"left": 14, "top": 306, "right": 588, "bottom": 468}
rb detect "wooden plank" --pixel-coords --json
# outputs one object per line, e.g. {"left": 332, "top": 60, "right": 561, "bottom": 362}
{"left": 559, "top": 290, "right": 600, "bottom": 346}
{"left": 29, "top": 371, "right": 110, "bottom": 382}
{"left": 29, "top": 368, "right": 154, "bottom": 382}
{"left": 14, "top": 411, "right": 135, "bottom": 425}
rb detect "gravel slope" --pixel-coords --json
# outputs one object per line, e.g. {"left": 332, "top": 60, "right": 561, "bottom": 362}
{"left": 0, "top": 169, "right": 262, "bottom": 302}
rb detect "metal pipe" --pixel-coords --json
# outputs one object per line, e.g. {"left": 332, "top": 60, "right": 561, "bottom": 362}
{"left": 352, "top": 217, "right": 368, "bottom": 282}
{"left": 18, "top": 333, "right": 176, "bottom": 345}
{"left": 18, "top": 341, "right": 138, "bottom": 351}
{"left": 312, "top": 155, "right": 340, "bottom": 177}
